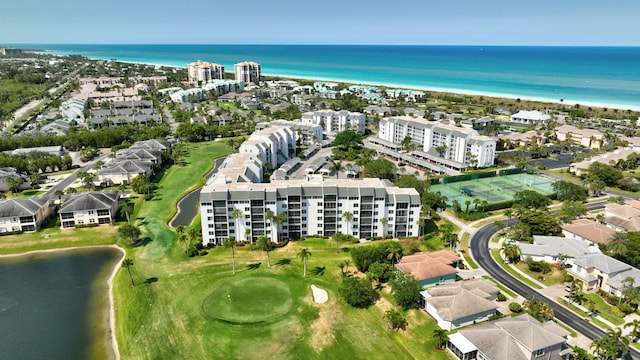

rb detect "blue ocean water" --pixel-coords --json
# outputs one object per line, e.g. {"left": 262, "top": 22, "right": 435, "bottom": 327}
{"left": 24, "top": 44, "right": 640, "bottom": 109}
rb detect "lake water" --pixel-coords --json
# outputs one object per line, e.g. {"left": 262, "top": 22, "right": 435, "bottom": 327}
{"left": 0, "top": 247, "right": 121, "bottom": 360}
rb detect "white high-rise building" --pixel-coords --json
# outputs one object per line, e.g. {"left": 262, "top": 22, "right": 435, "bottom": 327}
{"left": 377, "top": 116, "right": 496, "bottom": 169}
{"left": 234, "top": 61, "right": 261, "bottom": 84}
{"left": 187, "top": 61, "right": 225, "bottom": 83}
{"left": 238, "top": 126, "right": 296, "bottom": 170}
{"left": 301, "top": 110, "right": 366, "bottom": 135}
{"left": 200, "top": 176, "right": 421, "bottom": 245}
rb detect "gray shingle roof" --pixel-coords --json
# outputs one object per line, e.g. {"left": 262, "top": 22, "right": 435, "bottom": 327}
{"left": 59, "top": 191, "right": 119, "bottom": 212}
{"left": 0, "top": 197, "right": 49, "bottom": 217}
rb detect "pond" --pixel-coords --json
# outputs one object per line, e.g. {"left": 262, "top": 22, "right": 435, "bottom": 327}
{"left": 0, "top": 247, "right": 122, "bottom": 360}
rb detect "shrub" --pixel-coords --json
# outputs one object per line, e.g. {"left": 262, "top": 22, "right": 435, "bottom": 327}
{"left": 527, "top": 258, "right": 552, "bottom": 274}
{"left": 509, "top": 302, "right": 523, "bottom": 313}
{"left": 611, "top": 306, "right": 626, "bottom": 318}
{"left": 563, "top": 274, "right": 574, "bottom": 283}
{"left": 75, "top": 223, "right": 99, "bottom": 228}
{"left": 617, "top": 302, "right": 636, "bottom": 315}
{"left": 339, "top": 277, "right": 379, "bottom": 308}
{"left": 497, "top": 293, "right": 507, "bottom": 302}
{"left": 198, "top": 250, "right": 208, "bottom": 256}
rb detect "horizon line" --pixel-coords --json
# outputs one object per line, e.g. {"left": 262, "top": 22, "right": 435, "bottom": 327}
{"left": 4, "top": 43, "right": 640, "bottom": 48}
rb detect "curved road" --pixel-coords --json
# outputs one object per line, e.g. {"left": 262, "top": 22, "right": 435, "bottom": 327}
{"left": 470, "top": 201, "right": 639, "bottom": 359}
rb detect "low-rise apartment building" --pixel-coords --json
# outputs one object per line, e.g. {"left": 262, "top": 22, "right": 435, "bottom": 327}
{"left": 59, "top": 191, "right": 120, "bottom": 228}
{"left": 301, "top": 110, "right": 366, "bottom": 135}
{"left": 0, "top": 197, "right": 54, "bottom": 232}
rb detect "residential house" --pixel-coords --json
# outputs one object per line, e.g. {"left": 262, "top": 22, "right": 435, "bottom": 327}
{"left": 395, "top": 250, "right": 460, "bottom": 287}
{"left": 498, "top": 130, "right": 546, "bottom": 147}
{"left": 97, "top": 160, "right": 153, "bottom": 185}
{"left": 510, "top": 110, "right": 551, "bottom": 125}
{"left": 561, "top": 218, "right": 616, "bottom": 246}
{"left": 59, "top": 191, "right": 120, "bottom": 228}
{"left": 604, "top": 202, "right": 640, "bottom": 232}
{"left": 40, "top": 120, "right": 72, "bottom": 136}
{"left": 447, "top": 314, "right": 571, "bottom": 360}
{"left": 421, "top": 278, "right": 499, "bottom": 330}
{"left": 568, "top": 252, "right": 640, "bottom": 297}
{"left": 0, "top": 167, "right": 31, "bottom": 192}
{"left": 0, "top": 197, "right": 54, "bottom": 232}
{"left": 569, "top": 148, "right": 635, "bottom": 176}
{"left": 555, "top": 125, "right": 603, "bottom": 149}
{"left": 519, "top": 235, "right": 601, "bottom": 266}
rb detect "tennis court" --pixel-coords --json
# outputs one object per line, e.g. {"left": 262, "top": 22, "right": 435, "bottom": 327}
{"left": 431, "top": 173, "right": 555, "bottom": 208}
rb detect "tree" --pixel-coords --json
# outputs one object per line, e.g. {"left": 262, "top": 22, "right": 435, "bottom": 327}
{"left": 552, "top": 180, "right": 588, "bottom": 202}
{"left": 585, "top": 176, "right": 606, "bottom": 196}
{"left": 432, "top": 328, "right": 448, "bottom": 350}
{"left": 520, "top": 210, "right": 562, "bottom": 236}
{"left": 121, "top": 258, "right": 136, "bottom": 287}
{"left": 380, "top": 217, "right": 389, "bottom": 237}
{"left": 569, "top": 292, "right": 587, "bottom": 305}
{"left": 224, "top": 237, "right": 236, "bottom": 275}
{"left": 77, "top": 171, "right": 96, "bottom": 188}
{"left": 271, "top": 212, "right": 287, "bottom": 243}
{"left": 339, "top": 277, "right": 379, "bottom": 308}
{"left": 605, "top": 328, "right": 629, "bottom": 358}
{"left": 367, "top": 262, "right": 395, "bottom": 284}
{"left": 257, "top": 236, "right": 273, "bottom": 267}
{"left": 342, "top": 211, "right": 353, "bottom": 235}
{"left": 384, "top": 309, "right": 408, "bottom": 331}
{"left": 390, "top": 272, "right": 421, "bottom": 310}
{"left": 297, "top": 248, "right": 311, "bottom": 277}
{"left": 493, "top": 220, "right": 506, "bottom": 233}
{"left": 330, "top": 160, "right": 343, "bottom": 179}
{"left": 523, "top": 296, "right": 554, "bottom": 322}
{"left": 230, "top": 208, "right": 243, "bottom": 242}
{"left": 607, "top": 232, "right": 628, "bottom": 256}
{"left": 54, "top": 189, "right": 64, "bottom": 202}
{"left": 556, "top": 201, "right": 588, "bottom": 224}
{"left": 588, "top": 162, "right": 623, "bottom": 186}
{"left": 513, "top": 190, "right": 551, "bottom": 213}
{"left": 364, "top": 158, "right": 397, "bottom": 180}
{"left": 503, "top": 208, "right": 514, "bottom": 221}
{"left": 625, "top": 319, "right": 640, "bottom": 340}
{"left": 387, "top": 245, "right": 402, "bottom": 265}
{"left": 571, "top": 345, "right": 595, "bottom": 360}
{"left": 501, "top": 242, "right": 522, "bottom": 263}
{"left": 131, "top": 175, "right": 152, "bottom": 194}
{"left": 119, "top": 201, "right": 132, "bottom": 224}
{"left": 400, "top": 136, "right": 413, "bottom": 152}
{"left": 333, "top": 130, "right": 363, "bottom": 150}
{"left": 118, "top": 224, "right": 141, "bottom": 244}
{"left": 591, "top": 335, "right": 617, "bottom": 360}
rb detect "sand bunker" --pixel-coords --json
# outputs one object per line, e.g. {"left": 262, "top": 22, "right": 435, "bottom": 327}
{"left": 311, "top": 285, "right": 328, "bottom": 304}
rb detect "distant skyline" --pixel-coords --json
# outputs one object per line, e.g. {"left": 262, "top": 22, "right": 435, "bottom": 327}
{"left": 3, "top": 0, "right": 640, "bottom": 46}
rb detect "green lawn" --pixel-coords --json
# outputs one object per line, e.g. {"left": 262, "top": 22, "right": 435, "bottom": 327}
{"left": 0, "top": 224, "right": 118, "bottom": 255}
{"left": 490, "top": 249, "right": 543, "bottom": 289}
{"left": 514, "top": 262, "right": 567, "bottom": 286}
{"left": 111, "top": 140, "right": 450, "bottom": 359}
{"left": 582, "top": 293, "right": 625, "bottom": 326}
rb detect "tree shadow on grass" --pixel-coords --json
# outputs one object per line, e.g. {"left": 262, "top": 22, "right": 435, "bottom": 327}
{"left": 310, "top": 266, "right": 326, "bottom": 276}
{"left": 246, "top": 262, "right": 262, "bottom": 270}
{"left": 134, "top": 236, "right": 153, "bottom": 247}
{"left": 275, "top": 258, "right": 291, "bottom": 266}
{"left": 144, "top": 277, "right": 158, "bottom": 284}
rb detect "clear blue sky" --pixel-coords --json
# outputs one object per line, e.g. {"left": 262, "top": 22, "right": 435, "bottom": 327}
{"left": 3, "top": 0, "right": 639, "bottom": 45}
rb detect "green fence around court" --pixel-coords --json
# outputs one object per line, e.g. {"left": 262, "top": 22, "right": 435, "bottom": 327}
{"left": 431, "top": 173, "right": 554, "bottom": 208}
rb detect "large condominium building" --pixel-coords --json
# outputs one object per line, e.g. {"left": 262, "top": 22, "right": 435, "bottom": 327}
{"left": 256, "top": 120, "right": 323, "bottom": 145}
{"left": 188, "top": 60, "right": 225, "bottom": 84}
{"left": 200, "top": 176, "right": 421, "bottom": 245}
{"left": 301, "top": 110, "right": 366, "bottom": 135}
{"left": 238, "top": 126, "right": 296, "bottom": 170}
{"left": 377, "top": 116, "right": 496, "bottom": 170}
{"left": 234, "top": 61, "right": 261, "bottom": 84}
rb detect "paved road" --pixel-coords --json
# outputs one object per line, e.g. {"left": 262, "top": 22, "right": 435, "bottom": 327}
{"left": 43, "top": 153, "right": 110, "bottom": 196}
{"left": 470, "top": 201, "right": 639, "bottom": 359}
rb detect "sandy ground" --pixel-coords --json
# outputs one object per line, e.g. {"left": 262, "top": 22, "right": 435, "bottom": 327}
{"left": 311, "top": 285, "right": 328, "bottom": 304}
{"left": 0, "top": 245, "right": 125, "bottom": 360}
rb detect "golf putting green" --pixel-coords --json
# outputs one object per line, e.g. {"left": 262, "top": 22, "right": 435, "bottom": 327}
{"left": 201, "top": 276, "right": 293, "bottom": 324}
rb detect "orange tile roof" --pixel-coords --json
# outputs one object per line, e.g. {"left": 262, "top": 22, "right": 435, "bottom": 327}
{"left": 562, "top": 218, "right": 616, "bottom": 245}
{"left": 396, "top": 251, "right": 459, "bottom": 281}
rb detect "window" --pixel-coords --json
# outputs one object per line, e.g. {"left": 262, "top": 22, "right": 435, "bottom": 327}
{"left": 354, "top": 211, "right": 359, "bottom": 215}
{"left": 318, "top": 209, "right": 323, "bottom": 213}
{"left": 89, "top": 219, "right": 95, "bottom": 223}
{"left": 534, "top": 349, "right": 545, "bottom": 358}
{"left": 317, "top": 217, "right": 323, "bottom": 220}
{"left": 88, "top": 210, "right": 94, "bottom": 215}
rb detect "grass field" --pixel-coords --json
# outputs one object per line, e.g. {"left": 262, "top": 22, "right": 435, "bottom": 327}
{"left": 110, "top": 140, "right": 450, "bottom": 359}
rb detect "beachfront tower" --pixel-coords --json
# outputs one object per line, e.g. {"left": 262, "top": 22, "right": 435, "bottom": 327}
{"left": 234, "top": 61, "right": 261, "bottom": 84}
{"left": 188, "top": 60, "right": 225, "bottom": 84}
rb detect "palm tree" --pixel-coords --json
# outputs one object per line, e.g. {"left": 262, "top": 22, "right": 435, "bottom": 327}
{"left": 380, "top": 217, "right": 389, "bottom": 238}
{"left": 230, "top": 208, "right": 244, "bottom": 242}
{"left": 330, "top": 160, "right": 343, "bottom": 179}
{"left": 501, "top": 242, "right": 521, "bottom": 264}
{"left": 626, "top": 319, "right": 640, "bottom": 341}
{"left": 591, "top": 336, "right": 616, "bottom": 360}
{"left": 297, "top": 248, "right": 311, "bottom": 277}
{"left": 118, "top": 224, "right": 140, "bottom": 245}
{"left": 121, "top": 258, "right": 136, "bottom": 287}
{"left": 119, "top": 201, "right": 132, "bottom": 224}
{"left": 54, "top": 189, "right": 64, "bottom": 203}
{"left": 387, "top": 246, "right": 402, "bottom": 265}
{"left": 265, "top": 209, "right": 275, "bottom": 240}
{"left": 504, "top": 209, "right": 514, "bottom": 222}
{"left": 178, "top": 232, "right": 189, "bottom": 254}
{"left": 224, "top": 237, "right": 236, "bottom": 275}
{"left": 432, "top": 328, "right": 448, "bottom": 350}
{"left": 333, "top": 232, "right": 342, "bottom": 254}
{"left": 256, "top": 235, "right": 272, "bottom": 267}
{"left": 606, "top": 328, "right": 630, "bottom": 357}
{"left": 342, "top": 211, "right": 353, "bottom": 236}
{"left": 272, "top": 212, "right": 287, "bottom": 242}
{"left": 569, "top": 292, "right": 587, "bottom": 305}
{"left": 607, "top": 232, "right": 628, "bottom": 256}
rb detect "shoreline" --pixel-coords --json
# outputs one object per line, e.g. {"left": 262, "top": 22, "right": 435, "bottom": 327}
{"left": 0, "top": 244, "right": 125, "bottom": 360}
{"left": 39, "top": 50, "right": 640, "bottom": 112}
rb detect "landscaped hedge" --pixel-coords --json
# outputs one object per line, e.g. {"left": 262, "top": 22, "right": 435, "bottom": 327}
{"left": 0, "top": 230, "right": 24, "bottom": 236}
{"left": 499, "top": 168, "right": 524, "bottom": 176}
{"left": 75, "top": 223, "right": 99, "bottom": 229}
{"left": 442, "top": 170, "right": 497, "bottom": 184}
{"left": 483, "top": 200, "right": 514, "bottom": 212}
